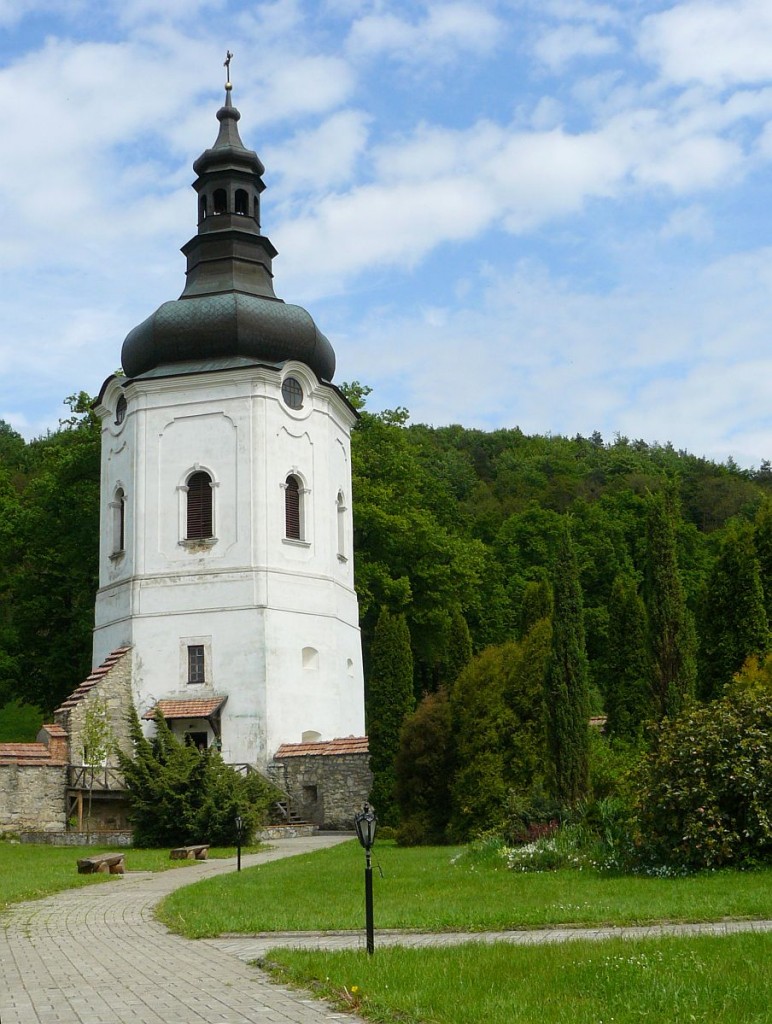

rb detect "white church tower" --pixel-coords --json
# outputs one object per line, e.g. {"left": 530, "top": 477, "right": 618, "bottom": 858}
{"left": 92, "top": 73, "right": 366, "bottom": 786}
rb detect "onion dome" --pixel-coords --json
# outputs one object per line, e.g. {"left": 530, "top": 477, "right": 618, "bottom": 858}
{"left": 121, "top": 82, "right": 335, "bottom": 382}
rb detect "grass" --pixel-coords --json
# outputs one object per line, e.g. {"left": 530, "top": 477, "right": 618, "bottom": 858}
{"left": 264, "top": 932, "right": 772, "bottom": 1024}
{"left": 157, "top": 839, "right": 772, "bottom": 938}
{"left": 0, "top": 699, "right": 44, "bottom": 741}
{"left": 0, "top": 841, "right": 261, "bottom": 913}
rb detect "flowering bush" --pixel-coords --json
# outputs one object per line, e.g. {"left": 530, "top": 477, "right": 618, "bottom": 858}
{"left": 630, "top": 688, "right": 772, "bottom": 871}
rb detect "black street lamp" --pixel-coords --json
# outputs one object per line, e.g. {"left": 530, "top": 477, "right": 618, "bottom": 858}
{"left": 353, "top": 802, "right": 378, "bottom": 955}
{"left": 235, "top": 814, "right": 243, "bottom": 872}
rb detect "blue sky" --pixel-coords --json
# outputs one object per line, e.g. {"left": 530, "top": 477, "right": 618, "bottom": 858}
{"left": 2, "top": 0, "right": 772, "bottom": 467}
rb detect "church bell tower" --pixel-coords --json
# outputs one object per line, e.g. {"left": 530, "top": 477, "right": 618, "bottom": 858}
{"left": 92, "top": 69, "right": 365, "bottom": 770}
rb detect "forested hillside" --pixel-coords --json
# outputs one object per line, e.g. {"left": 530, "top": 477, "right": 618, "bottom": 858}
{"left": 1, "top": 384, "right": 771, "bottom": 744}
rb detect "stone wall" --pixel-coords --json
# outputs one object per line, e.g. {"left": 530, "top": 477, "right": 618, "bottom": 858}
{"left": 272, "top": 752, "right": 372, "bottom": 830}
{"left": 0, "top": 764, "right": 67, "bottom": 834}
{"left": 20, "top": 830, "right": 133, "bottom": 847}
{"left": 56, "top": 649, "right": 134, "bottom": 768}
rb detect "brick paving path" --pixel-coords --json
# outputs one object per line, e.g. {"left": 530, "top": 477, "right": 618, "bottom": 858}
{"left": 208, "top": 916, "right": 772, "bottom": 959}
{"left": 0, "top": 835, "right": 365, "bottom": 1024}
{"left": 2, "top": 834, "right": 771, "bottom": 1024}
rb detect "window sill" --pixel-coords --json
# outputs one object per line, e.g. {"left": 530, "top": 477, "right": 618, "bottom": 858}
{"left": 179, "top": 537, "right": 218, "bottom": 551}
{"left": 282, "top": 537, "right": 311, "bottom": 549}
{"left": 337, "top": 553, "right": 348, "bottom": 563}
{"left": 109, "top": 550, "right": 125, "bottom": 562}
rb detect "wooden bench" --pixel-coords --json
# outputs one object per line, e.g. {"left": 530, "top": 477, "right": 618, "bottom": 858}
{"left": 170, "top": 844, "right": 210, "bottom": 861}
{"left": 77, "top": 852, "right": 125, "bottom": 875}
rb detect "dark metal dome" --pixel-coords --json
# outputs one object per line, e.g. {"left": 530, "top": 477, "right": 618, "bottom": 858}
{"left": 122, "top": 292, "right": 335, "bottom": 380}
{"left": 120, "top": 82, "right": 336, "bottom": 382}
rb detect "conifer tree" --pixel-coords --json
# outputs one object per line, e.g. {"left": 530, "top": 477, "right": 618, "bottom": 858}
{"left": 605, "top": 573, "right": 650, "bottom": 738}
{"left": 518, "top": 579, "right": 553, "bottom": 639}
{"left": 643, "top": 489, "right": 697, "bottom": 719}
{"left": 753, "top": 498, "right": 772, "bottom": 624}
{"left": 440, "top": 606, "right": 473, "bottom": 688}
{"left": 366, "top": 608, "right": 415, "bottom": 825}
{"left": 395, "top": 687, "right": 454, "bottom": 844}
{"left": 545, "top": 519, "right": 590, "bottom": 806}
{"left": 698, "top": 524, "right": 768, "bottom": 701}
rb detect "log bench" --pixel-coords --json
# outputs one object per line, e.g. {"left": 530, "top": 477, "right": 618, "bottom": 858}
{"left": 170, "top": 844, "right": 210, "bottom": 860}
{"left": 77, "top": 852, "right": 125, "bottom": 875}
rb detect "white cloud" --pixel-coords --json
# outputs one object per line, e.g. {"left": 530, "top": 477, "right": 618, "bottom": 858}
{"left": 347, "top": 2, "right": 503, "bottom": 63}
{"left": 338, "top": 249, "right": 772, "bottom": 467}
{"left": 270, "top": 110, "right": 370, "bottom": 192}
{"left": 534, "top": 24, "right": 619, "bottom": 71}
{"left": 640, "top": 0, "right": 772, "bottom": 88}
{"left": 660, "top": 204, "right": 713, "bottom": 242}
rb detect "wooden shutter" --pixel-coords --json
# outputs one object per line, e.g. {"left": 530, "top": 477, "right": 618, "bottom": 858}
{"left": 285, "top": 476, "right": 300, "bottom": 539}
{"left": 187, "top": 472, "right": 213, "bottom": 539}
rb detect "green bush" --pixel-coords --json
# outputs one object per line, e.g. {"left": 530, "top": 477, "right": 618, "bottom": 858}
{"left": 631, "top": 689, "right": 772, "bottom": 871}
{"left": 118, "top": 708, "right": 278, "bottom": 847}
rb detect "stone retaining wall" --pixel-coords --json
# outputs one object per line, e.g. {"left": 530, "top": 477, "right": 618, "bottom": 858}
{"left": 20, "top": 829, "right": 134, "bottom": 846}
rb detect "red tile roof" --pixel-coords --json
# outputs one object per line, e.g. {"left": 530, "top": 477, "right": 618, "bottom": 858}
{"left": 142, "top": 697, "right": 227, "bottom": 720}
{"left": 55, "top": 646, "right": 132, "bottom": 714}
{"left": 274, "top": 736, "right": 369, "bottom": 758}
{"left": 39, "top": 723, "right": 68, "bottom": 739}
{"left": 0, "top": 742, "right": 66, "bottom": 766}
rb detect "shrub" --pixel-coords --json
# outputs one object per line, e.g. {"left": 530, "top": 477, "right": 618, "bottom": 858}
{"left": 631, "top": 688, "right": 772, "bottom": 871}
{"left": 119, "top": 708, "right": 278, "bottom": 847}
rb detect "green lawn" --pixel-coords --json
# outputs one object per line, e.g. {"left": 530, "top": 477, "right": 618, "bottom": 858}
{"left": 265, "top": 932, "right": 772, "bottom": 1024}
{"left": 0, "top": 842, "right": 260, "bottom": 913}
{"left": 3, "top": 837, "right": 770, "bottom": 1024}
{"left": 157, "top": 839, "right": 772, "bottom": 938}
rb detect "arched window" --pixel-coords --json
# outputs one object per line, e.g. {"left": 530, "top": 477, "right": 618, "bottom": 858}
{"left": 199, "top": 195, "right": 207, "bottom": 221}
{"left": 187, "top": 471, "right": 213, "bottom": 539}
{"left": 253, "top": 194, "right": 260, "bottom": 224}
{"left": 112, "top": 487, "right": 126, "bottom": 554}
{"left": 336, "top": 491, "right": 346, "bottom": 559}
{"left": 234, "top": 189, "right": 248, "bottom": 215}
{"left": 115, "top": 395, "right": 127, "bottom": 425}
{"left": 213, "top": 188, "right": 227, "bottom": 215}
{"left": 285, "top": 475, "right": 301, "bottom": 540}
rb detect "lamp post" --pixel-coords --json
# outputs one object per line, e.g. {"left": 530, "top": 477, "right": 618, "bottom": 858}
{"left": 235, "top": 814, "right": 243, "bottom": 872}
{"left": 353, "top": 802, "right": 377, "bottom": 955}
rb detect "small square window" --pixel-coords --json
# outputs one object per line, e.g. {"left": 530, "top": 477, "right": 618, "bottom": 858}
{"left": 187, "top": 645, "right": 205, "bottom": 684}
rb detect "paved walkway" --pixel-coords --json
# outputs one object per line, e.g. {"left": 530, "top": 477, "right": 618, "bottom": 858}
{"left": 0, "top": 835, "right": 366, "bottom": 1024}
{"left": 2, "top": 835, "right": 771, "bottom": 1024}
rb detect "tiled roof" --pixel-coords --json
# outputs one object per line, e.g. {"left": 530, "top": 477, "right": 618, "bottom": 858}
{"left": 274, "top": 736, "right": 369, "bottom": 758}
{"left": 55, "top": 646, "right": 132, "bottom": 714}
{"left": 39, "top": 724, "right": 68, "bottom": 739}
{"left": 0, "top": 742, "right": 66, "bottom": 766}
{"left": 142, "top": 697, "right": 227, "bottom": 720}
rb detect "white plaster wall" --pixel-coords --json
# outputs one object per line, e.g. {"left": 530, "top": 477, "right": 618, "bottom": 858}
{"left": 93, "top": 365, "right": 364, "bottom": 767}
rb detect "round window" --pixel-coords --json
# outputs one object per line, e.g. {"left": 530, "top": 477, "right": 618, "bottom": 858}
{"left": 282, "top": 376, "right": 304, "bottom": 410}
{"left": 115, "top": 395, "right": 127, "bottom": 425}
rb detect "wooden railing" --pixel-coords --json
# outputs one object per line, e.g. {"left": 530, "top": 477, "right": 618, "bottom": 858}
{"left": 67, "top": 765, "right": 126, "bottom": 792}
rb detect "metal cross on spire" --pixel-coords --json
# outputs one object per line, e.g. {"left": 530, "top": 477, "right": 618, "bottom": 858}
{"left": 224, "top": 51, "right": 234, "bottom": 86}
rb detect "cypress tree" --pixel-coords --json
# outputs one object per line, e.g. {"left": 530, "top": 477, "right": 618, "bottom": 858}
{"left": 366, "top": 608, "right": 415, "bottom": 825}
{"left": 440, "top": 606, "right": 473, "bottom": 688}
{"left": 698, "top": 524, "right": 768, "bottom": 701}
{"left": 395, "top": 687, "right": 454, "bottom": 844}
{"left": 643, "top": 489, "right": 697, "bottom": 719}
{"left": 545, "top": 519, "right": 590, "bottom": 806}
{"left": 605, "top": 573, "right": 650, "bottom": 738}
{"left": 518, "top": 579, "right": 553, "bottom": 639}
{"left": 754, "top": 498, "right": 772, "bottom": 625}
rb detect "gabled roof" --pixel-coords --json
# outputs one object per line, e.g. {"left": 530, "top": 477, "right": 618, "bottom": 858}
{"left": 274, "top": 736, "right": 369, "bottom": 758}
{"left": 55, "top": 647, "right": 132, "bottom": 714}
{"left": 142, "top": 697, "right": 227, "bottom": 721}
